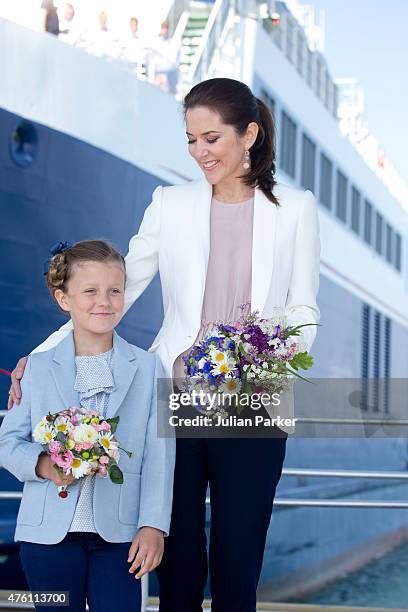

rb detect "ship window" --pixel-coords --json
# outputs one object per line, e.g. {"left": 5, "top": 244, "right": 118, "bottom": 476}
{"left": 335, "top": 170, "right": 348, "bottom": 223}
{"left": 307, "top": 48, "right": 313, "bottom": 87}
{"left": 325, "top": 70, "right": 330, "bottom": 108}
{"left": 351, "top": 186, "right": 361, "bottom": 235}
{"left": 386, "top": 223, "right": 393, "bottom": 263}
{"left": 372, "top": 311, "right": 381, "bottom": 412}
{"left": 316, "top": 59, "right": 321, "bottom": 98}
{"left": 280, "top": 110, "right": 297, "bottom": 179}
{"left": 375, "top": 212, "right": 383, "bottom": 255}
{"left": 297, "top": 30, "right": 304, "bottom": 74}
{"left": 395, "top": 233, "right": 402, "bottom": 271}
{"left": 260, "top": 89, "right": 275, "bottom": 119}
{"left": 319, "top": 153, "right": 332, "bottom": 210}
{"left": 364, "top": 199, "right": 373, "bottom": 245}
{"left": 286, "top": 18, "right": 293, "bottom": 62}
{"left": 320, "top": 66, "right": 326, "bottom": 104}
{"left": 361, "top": 303, "right": 370, "bottom": 410}
{"left": 333, "top": 84, "right": 339, "bottom": 117}
{"left": 384, "top": 317, "right": 391, "bottom": 413}
{"left": 301, "top": 134, "right": 316, "bottom": 192}
{"left": 9, "top": 120, "right": 38, "bottom": 168}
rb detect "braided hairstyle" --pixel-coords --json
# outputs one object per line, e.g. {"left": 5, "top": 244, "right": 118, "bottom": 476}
{"left": 46, "top": 240, "right": 125, "bottom": 301}
{"left": 183, "top": 78, "right": 279, "bottom": 206}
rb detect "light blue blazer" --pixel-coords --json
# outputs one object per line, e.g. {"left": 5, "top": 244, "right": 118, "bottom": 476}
{"left": 0, "top": 331, "right": 175, "bottom": 544}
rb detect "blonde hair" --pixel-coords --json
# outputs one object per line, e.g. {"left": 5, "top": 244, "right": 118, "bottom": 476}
{"left": 46, "top": 240, "right": 125, "bottom": 300}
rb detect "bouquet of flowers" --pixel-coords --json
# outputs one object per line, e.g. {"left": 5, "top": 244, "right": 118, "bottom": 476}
{"left": 183, "top": 304, "right": 316, "bottom": 409}
{"left": 33, "top": 407, "right": 132, "bottom": 498}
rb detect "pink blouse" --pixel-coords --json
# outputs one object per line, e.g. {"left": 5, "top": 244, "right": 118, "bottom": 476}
{"left": 173, "top": 196, "right": 254, "bottom": 380}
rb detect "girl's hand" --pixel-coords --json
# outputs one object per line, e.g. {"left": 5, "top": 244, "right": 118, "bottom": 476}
{"left": 35, "top": 454, "right": 74, "bottom": 486}
{"left": 7, "top": 356, "right": 28, "bottom": 410}
{"left": 127, "top": 527, "right": 164, "bottom": 579}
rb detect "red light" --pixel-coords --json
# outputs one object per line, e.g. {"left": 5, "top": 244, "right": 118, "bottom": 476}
{"left": 271, "top": 12, "right": 280, "bottom": 26}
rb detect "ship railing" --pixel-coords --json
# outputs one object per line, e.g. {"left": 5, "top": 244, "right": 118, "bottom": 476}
{"left": 3, "top": 465, "right": 408, "bottom": 506}
{"left": 187, "top": 0, "right": 233, "bottom": 85}
{"left": 2, "top": 414, "right": 408, "bottom": 610}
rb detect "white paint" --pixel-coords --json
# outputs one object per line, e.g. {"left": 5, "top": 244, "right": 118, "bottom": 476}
{"left": 1, "top": 16, "right": 407, "bottom": 322}
{"left": 0, "top": 17, "right": 200, "bottom": 184}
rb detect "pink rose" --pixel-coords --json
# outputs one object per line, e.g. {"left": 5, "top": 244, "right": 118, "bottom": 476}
{"left": 50, "top": 452, "right": 60, "bottom": 465}
{"left": 52, "top": 450, "right": 73, "bottom": 470}
{"left": 99, "top": 455, "right": 109, "bottom": 465}
{"left": 97, "top": 466, "right": 107, "bottom": 477}
{"left": 107, "top": 448, "right": 120, "bottom": 462}
{"left": 99, "top": 421, "right": 111, "bottom": 431}
{"left": 75, "top": 443, "right": 83, "bottom": 452}
{"left": 48, "top": 441, "right": 62, "bottom": 453}
{"left": 94, "top": 424, "right": 105, "bottom": 432}
{"left": 82, "top": 442, "right": 93, "bottom": 450}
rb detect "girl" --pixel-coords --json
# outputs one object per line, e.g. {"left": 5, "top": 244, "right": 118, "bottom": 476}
{"left": 1, "top": 240, "right": 175, "bottom": 611}
{"left": 10, "top": 78, "right": 320, "bottom": 611}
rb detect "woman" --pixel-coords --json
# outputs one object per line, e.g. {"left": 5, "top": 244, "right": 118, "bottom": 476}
{"left": 9, "top": 78, "right": 320, "bottom": 611}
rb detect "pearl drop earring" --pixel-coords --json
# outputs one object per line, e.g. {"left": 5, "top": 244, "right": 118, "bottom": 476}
{"left": 243, "top": 150, "right": 251, "bottom": 170}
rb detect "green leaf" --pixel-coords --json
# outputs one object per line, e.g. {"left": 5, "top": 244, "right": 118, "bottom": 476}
{"left": 106, "top": 416, "right": 120, "bottom": 434}
{"left": 289, "top": 352, "right": 314, "bottom": 371}
{"left": 108, "top": 464, "right": 124, "bottom": 485}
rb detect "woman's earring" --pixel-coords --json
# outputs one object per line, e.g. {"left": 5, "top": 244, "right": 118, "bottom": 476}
{"left": 243, "top": 150, "right": 251, "bottom": 170}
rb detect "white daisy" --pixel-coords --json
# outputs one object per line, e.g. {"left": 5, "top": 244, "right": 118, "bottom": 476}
{"left": 69, "top": 457, "right": 95, "bottom": 478}
{"left": 33, "top": 422, "right": 56, "bottom": 444}
{"left": 54, "top": 416, "right": 74, "bottom": 434}
{"left": 209, "top": 348, "right": 227, "bottom": 365}
{"left": 98, "top": 431, "right": 114, "bottom": 451}
{"left": 220, "top": 378, "right": 241, "bottom": 395}
{"left": 212, "top": 360, "right": 234, "bottom": 376}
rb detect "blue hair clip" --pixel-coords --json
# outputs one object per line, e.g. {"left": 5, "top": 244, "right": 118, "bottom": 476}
{"left": 43, "top": 241, "right": 72, "bottom": 275}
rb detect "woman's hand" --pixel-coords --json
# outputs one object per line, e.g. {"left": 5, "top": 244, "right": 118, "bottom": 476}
{"left": 7, "top": 357, "right": 28, "bottom": 410}
{"left": 35, "top": 454, "right": 74, "bottom": 486}
{"left": 128, "top": 527, "right": 164, "bottom": 579}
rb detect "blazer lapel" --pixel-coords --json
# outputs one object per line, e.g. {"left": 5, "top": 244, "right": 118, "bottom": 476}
{"left": 194, "top": 178, "right": 213, "bottom": 300}
{"left": 50, "top": 332, "right": 80, "bottom": 408}
{"left": 105, "top": 332, "right": 138, "bottom": 419}
{"left": 251, "top": 187, "right": 278, "bottom": 313}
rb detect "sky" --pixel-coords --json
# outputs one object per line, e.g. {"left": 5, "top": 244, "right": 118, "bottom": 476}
{"left": 307, "top": 0, "right": 408, "bottom": 183}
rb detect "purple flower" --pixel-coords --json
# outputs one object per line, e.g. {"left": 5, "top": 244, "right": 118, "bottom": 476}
{"left": 203, "top": 361, "right": 212, "bottom": 373}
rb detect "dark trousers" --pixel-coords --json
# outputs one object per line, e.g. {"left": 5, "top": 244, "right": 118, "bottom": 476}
{"left": 157, "top": 435, "right": 287, "bottom": 612}
{"left": 20, "top": 532, "right": 141, "bottom": 612}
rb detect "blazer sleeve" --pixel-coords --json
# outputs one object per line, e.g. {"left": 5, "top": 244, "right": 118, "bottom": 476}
{"left": 31, "top": 185, "right": 164, "bottom": 354}
{"left": 284, "top": 190, "right": 321, "bottom": 352}
{"left": 123, "top": 184, "right": 163, "bottom": 315}
{"left": 137, "top": 354, "right": 176, "bottom": 536}
{"left": 0, "top": 358, "right": 46, "bottom": 482}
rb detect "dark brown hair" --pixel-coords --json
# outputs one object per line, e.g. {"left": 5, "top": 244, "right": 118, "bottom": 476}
{"left": 183, "top": 78, "right": 279, "bottom": 206}
{"left": 46, "top": 240, "right": 125, "bottom": 299}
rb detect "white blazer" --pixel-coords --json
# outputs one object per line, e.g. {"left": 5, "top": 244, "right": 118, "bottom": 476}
{"left": 35, "top": 178, "right": 321, "bottom": 433}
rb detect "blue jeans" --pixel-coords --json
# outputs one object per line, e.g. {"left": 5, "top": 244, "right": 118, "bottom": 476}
{"left": 20, "top": 532, "right": 141, "bottom": 611}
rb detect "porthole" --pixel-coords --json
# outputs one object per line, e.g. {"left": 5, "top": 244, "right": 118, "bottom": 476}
{"left": 9, "top": 120, "right": 38, "bottom": 167}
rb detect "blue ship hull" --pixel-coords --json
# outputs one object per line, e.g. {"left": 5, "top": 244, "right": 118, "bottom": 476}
{"left": 0, "top": 106, "right": 168, "bottom": 591}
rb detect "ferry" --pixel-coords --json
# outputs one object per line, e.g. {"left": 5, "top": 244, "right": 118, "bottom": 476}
{"left": 1, "top": 0, "right": 408, "bottom": 603}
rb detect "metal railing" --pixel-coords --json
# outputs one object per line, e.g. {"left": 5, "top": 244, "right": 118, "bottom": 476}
{"left": 2, "top": 467, "right": 408, "bottom": 507}
{"left": 187, "top": 0, "right": 232, "bottom": 84}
